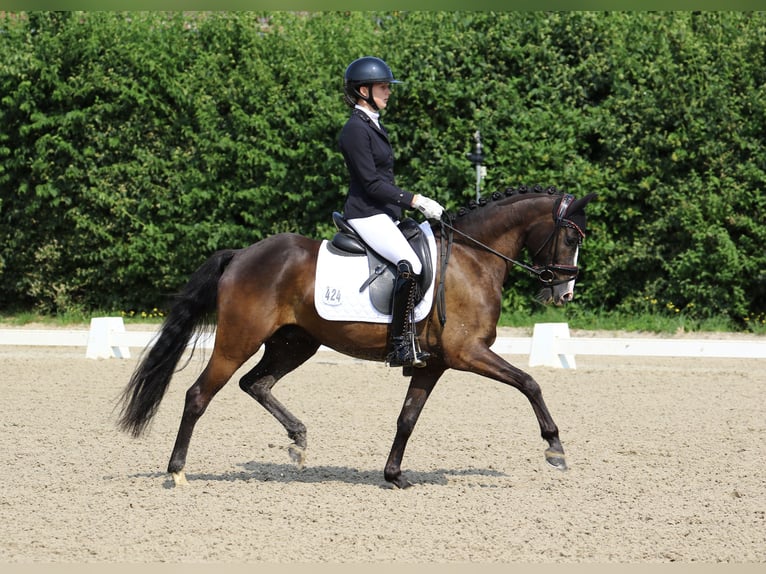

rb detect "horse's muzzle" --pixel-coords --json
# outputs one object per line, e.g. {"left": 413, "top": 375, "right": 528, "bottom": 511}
{"left": 536, "top": 282, "right": 575, "bottom": 306}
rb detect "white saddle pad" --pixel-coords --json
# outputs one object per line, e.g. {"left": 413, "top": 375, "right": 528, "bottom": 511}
{"left": 314, "top": 222, "right": 436, "bottom": 323}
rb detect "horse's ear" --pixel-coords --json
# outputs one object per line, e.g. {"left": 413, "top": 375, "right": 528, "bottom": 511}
{"left": 564, "top": 193, "right": 597, "bottom": 233}
{"left": 567, "top": 192, "right": 597, "bottom": 216}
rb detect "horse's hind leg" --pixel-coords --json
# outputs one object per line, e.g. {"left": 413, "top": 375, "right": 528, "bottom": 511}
{"left": 239, "top": 326, "right": 320, "bottom": 468}
{"left": 168, "top": 351, "right": 244, "bottom": 485}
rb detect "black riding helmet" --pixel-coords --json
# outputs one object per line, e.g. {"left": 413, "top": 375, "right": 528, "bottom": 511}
{"left": 343, "top": 56, "right": 403, "bottom": 110}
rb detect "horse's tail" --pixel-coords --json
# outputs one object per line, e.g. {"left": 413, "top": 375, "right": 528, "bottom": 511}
{"left": 117, "top": 249, "right": 238, "bottom": 437}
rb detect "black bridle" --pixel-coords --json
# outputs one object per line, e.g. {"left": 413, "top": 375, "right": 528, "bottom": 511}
{"left": 436, "top": 194, "right": 585, "bottom": 325}
{"left": 529, "top": 193, "right": 585, "bottom": 286}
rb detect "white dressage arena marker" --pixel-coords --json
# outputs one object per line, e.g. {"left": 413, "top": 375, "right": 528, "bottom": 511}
{"left": 529, "top": 322, "right": 576, "bottom": 369}
{"left": 85, "top": 316, "right": 131, "bottom": 359}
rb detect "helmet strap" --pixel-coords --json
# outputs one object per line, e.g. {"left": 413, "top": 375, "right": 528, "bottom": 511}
{"left": 359, "top": 84, "right": 379, "bottom": 111}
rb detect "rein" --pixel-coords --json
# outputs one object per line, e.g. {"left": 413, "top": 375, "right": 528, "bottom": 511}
{"left": 440, "top": 218, "right": 546, "bottom": 279}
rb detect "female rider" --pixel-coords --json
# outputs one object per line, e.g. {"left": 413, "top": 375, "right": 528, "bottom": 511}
{"left": 339, "top": 56, "right": 444, "bottom": 369}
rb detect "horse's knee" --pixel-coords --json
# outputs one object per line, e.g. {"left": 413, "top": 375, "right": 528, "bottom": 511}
{"left": 518, "top": 373, "right": 542, "bottom": 399}
{"left": 396, "top": 409, "right": 420, "bottom": 439}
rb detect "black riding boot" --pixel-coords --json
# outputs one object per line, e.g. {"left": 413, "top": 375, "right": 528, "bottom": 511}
{"left": 386, "top": 260, "right": 430, "bottom": 368}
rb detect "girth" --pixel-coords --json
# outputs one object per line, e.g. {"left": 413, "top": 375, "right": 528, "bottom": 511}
{"left": 328, "top": 211, "right": 434, "bottom": 315}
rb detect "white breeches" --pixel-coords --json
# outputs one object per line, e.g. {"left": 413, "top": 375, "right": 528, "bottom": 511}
{"left": 347, "top": 213, "right": 422, "bottom": 275}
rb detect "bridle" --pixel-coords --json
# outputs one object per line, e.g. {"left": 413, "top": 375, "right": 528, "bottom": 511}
{"left": 434, "top": 193, "right": 587, "bottom": 326}
{"left": 529, "top": 193, "right": 586, "bottom": 286}
{"left": 439, "top": 193, "right": 585, "bottom": 287}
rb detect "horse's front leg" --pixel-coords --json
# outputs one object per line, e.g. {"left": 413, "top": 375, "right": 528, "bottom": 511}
{"left": 384, "top": 366, "right": 444, "bottom": 488}
{"left": 452, "top": 344, "right": 567, "bottom": 471}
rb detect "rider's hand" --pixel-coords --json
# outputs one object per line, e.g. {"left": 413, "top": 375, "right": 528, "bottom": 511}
{"left": 412, "top": 194, "right": 444, "bottom": 220}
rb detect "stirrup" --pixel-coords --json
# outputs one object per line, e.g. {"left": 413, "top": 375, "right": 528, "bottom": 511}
{"left": 386, "top": 336, "right": 430, "bottom": 369}
{"left": 410, "top": 334, "right": 430, "bottom": 368}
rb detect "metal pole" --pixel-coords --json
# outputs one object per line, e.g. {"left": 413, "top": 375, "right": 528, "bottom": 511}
{"left": 466, "top": 129, "right": 486, "bottom": 201}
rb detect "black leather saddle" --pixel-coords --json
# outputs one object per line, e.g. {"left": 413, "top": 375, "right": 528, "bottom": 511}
{"left": 328, "top": 211, "right": 434, "bottom": 315}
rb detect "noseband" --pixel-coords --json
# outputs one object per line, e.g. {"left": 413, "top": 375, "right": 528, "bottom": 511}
{"left": 440, "top": 194, "right": 585, "bottom": 287}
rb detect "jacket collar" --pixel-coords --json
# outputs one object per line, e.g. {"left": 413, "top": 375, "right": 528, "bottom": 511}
{"left": 352, "top": 108, "right": 388, "bottom": 139}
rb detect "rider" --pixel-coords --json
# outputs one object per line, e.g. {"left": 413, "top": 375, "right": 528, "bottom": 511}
{"left": 339, "top": 56, "right": 445, "bottom": 369}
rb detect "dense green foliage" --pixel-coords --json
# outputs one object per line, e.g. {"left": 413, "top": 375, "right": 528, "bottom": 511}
{"left": 1, "top": 11, "right": 764, "bottom": 330}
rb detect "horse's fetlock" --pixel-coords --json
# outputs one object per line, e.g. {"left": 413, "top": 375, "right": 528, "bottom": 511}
{"left": 288, "top": 427, "right": 307, "bottom": 446}
{"left": 168, "top": 458, "right": 185, "bottom": 474}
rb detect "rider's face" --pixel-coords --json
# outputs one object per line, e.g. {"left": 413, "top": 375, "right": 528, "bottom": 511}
{"left": 361, "top": 82, "right": 392, "bottom": 110}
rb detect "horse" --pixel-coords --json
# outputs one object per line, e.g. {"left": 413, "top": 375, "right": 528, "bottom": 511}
{"left": 118, "top": 185, "right": 597, "bottom": 489}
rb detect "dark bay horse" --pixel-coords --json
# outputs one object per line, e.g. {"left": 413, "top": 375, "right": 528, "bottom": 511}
{"left": 118, "top": 186, "right": 597, "bottom": 488}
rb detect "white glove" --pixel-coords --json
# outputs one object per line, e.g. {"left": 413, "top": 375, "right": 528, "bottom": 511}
{"left": 412, "top": 194, "right": 444, "bottom": 220}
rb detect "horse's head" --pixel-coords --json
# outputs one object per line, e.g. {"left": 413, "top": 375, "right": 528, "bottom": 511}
{"left": 527, "top": 192, "right": 597, "bottom": 305}
{"left": 447, "top": 187, "right": 597, "bottom": 306}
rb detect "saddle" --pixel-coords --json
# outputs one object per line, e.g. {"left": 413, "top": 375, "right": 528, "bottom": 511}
{"left": 328, "top": 212, "right": 434, "bottom": 315}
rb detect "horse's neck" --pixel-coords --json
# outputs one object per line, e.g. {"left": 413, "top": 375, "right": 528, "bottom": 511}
{"left": 453, "top": 195, "right": 550, "bottom": 256}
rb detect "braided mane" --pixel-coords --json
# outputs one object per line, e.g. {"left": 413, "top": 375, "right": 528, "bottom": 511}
{"left": 453, "top": 184, "right": 564, "bottom": 218}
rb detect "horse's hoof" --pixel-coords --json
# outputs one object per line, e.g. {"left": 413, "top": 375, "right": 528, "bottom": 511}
{"left": 288, "top": 444, "right": 306, "bottom": 469}
{"left": 386, "top": 474, "right": 413, "bottom": 489}
{"left": 171, "top": 471, "right": 189, "bottom": 486}
{"left": 544, "top": 449, "right": 568, "bottom": 471}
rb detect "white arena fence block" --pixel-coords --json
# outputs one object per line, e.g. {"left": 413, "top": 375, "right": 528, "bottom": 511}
{"left": 107, "top": 329, "right": 217, "bottom": 353}
{"left": 528, "top": 322, "right": 576, "bottom": 369}
{"left": 489, "top": 336, "right": 532, "bottom": 356}
{"left": 556, "top": 336, "right": 766, "bottom": 360}
{"left": 85, "top": 317, "right": 131, "bottom": 359}
{"left": 0, "top": 328, "right": 90, "bottom": 347}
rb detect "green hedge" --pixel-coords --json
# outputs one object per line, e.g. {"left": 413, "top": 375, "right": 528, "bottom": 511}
{"left": 1, "top": 11, "right": 764, "bottom": 328}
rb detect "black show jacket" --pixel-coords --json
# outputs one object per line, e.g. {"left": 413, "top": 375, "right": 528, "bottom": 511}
{"left": 339, "top": 108, "right": 415, "bottom": 221}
